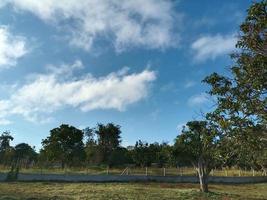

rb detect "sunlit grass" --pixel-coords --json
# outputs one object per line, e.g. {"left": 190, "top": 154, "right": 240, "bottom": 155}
{"left": 0, "top": 182, "right": 266, "bottom": 200}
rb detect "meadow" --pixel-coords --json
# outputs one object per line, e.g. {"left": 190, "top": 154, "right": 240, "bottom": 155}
{"left": 0, "top": 182, "right": 266, "bottom": 200}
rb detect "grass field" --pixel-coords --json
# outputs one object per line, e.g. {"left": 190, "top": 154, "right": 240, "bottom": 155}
{"left": 0, "top": 182, "right": 266, "bottom": 200}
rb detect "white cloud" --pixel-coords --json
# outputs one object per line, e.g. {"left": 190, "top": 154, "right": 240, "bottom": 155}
{"left": 187, "top": 93, "right": 210, "bottom": 106}
{"left": 0, "top": 118, "right": 12, "bottom": 125}
{"left": 184, "top": 80, "right": 196, "bottom": 88}
{"left": 0, "top": 60, "right": 156, "bottom": 123}
{"left": 191, "top": 34, "right": 237, "bottom": 62}
{"left": 2, "top": 0, "right": 178, "bottom": 52}
{"left": 0, "top": 26, "right": 27, "bottom": 69}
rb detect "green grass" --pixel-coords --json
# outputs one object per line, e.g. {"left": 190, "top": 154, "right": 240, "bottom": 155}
{"left": 0, "top": 182, "right": 266, "bottom": 200}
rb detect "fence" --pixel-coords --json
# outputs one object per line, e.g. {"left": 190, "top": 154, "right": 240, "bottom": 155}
{"left": 0, "top": 165, "right": 266, "bottom": 177}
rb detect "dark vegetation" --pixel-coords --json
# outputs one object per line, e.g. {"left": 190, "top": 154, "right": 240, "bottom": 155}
{"left": 0, "top": 1, "right": 266, "bottom": 193}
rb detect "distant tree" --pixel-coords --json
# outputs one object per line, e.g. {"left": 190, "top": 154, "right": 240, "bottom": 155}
{"left": 203, "top": 1, "right": 267, "bottom": 171}
{"left": 146, "top": 142, "right": 174, "bottom": 167}
{"left": 0, "top": 131, "right": 14, "bottom": 166}
{"left": 147, "top": 142, "right": 161, "bottom": 165}
{"left": 84, "top": 127, "right": 95, "bottom": 145}
{"left": 0, "top": 131, "right": 13, "bottom": 152}
{"left": 108, "top": 147, "right": 132, "bottom": 166}
{"left": 14, "top": 143, "right": 37, "bottom": 168}
{"left": 132, "top": 140, "right": 152, "bottom": 167}
{"left": 174, "top": 121, "right": 221, "bottom": 193}
{"left": 83, "top": 127, "right": 101, "bottom": 165}
{"left": 41, "top": 124, "right": 85, "bottom": 168}
{"left": 95, "top": 123, "right": 121, "bottom": 165}
{"left": 156, "top": 142, "right": 174, "bottom": 167}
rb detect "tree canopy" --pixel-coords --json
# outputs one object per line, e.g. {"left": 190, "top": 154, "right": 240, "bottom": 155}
{"left": 41, "top": 124, "right": 85, "bottom": 168}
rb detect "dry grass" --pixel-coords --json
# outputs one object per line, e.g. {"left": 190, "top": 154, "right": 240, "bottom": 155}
{"left": 0, "top": 182, "right": 266, "bottom": 200}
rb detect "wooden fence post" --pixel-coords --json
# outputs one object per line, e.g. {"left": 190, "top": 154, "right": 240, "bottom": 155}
{"left": 145, "top": 167, "right": 148, "bottom": 176}
{"left": 163, "top": 168, "right": 166, "bottom": 176}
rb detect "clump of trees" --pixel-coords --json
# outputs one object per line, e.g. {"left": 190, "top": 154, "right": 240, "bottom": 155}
{"left": 0, "top": 131, "right": 37, "bottom": 168}
{"left": 0, "top": 123, "right": 177, "bottom": 169}
{"left": 38, "top": 123, "right": 177, "bottom": 168}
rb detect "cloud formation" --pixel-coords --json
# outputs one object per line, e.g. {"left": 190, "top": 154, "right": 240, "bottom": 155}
{"left": 2, "top": 0, "right": 178, "bottom": 52}
{"left": 191, "top": 34, "right": 237, "bottom": 62}
{"left": 187, "top": 93, "right": 210, "bottom": 107}
{"left": 0, "top": 60, "right": 156, "bottom": 124}
{"left": 0, "top": 26, "right": 27, "bottom": 69}
{"left": 184, "top": 80, "right": 196, "bottom": 88}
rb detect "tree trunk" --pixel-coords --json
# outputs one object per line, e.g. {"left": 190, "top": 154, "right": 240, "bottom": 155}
{"left": 61, "top": 161, "right": 65, "bottom": 169}
{"left": 199, "top": 172, "right": 208, "bottom": 192}
{"left": 197, "top": 159, "right": 209, "bottom": 193}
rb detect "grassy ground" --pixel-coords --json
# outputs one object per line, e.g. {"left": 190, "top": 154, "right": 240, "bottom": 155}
{"left": 0, "top": 182, "right": 266, "bottom": 200}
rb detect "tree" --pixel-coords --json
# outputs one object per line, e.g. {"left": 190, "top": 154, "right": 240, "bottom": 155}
{"left": 83, "top": 127, "right": 101, "bottom": 165}
{"left": 0, "top": 131, "right": 14, "bottom": 166}
{"left": 147, "top": 142, "right": 174, "bottom": 167}
{"left": 0, "top": 131, "right": 13, "bottom": 152}
{"left": 14, "top": 143, "right": 37, "bottom": 168}
{"left": 41, "top": 124, "right": 85, "bottom": 168}
{"left": 174, "top": 121, "right": 220, "bottom": 193}
{"left": 95, "top": 123, "right": 121, "bottom": 165}
{"left": 132, "top": 140, "right": 153, "bottom": 167}
{"left": 203, "top": 1, "right": 267, "bottom": 171}
{"left": 108, "top": 147, "right": 132, "bottom": 166}
{"left": 156, "top": 142, "right": 174, "bottom": 167}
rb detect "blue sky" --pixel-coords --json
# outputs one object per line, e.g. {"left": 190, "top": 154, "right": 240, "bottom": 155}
{"left": 0, "top": 0, "right": 252, "bottom": 150}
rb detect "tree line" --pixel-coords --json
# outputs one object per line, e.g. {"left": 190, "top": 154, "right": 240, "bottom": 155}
{"left": 0, "top": 123, "right": 179, "bottom": 169}
{"left": 0, "top": 119, "right": 265, "bottom": 172}
{"left": 0, "top": 0, "right": 266, "bottom": 193}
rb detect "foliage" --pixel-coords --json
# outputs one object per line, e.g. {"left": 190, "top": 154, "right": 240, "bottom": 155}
{"left": 203, "top": 0, "right": 267, "bottom": 171}
{"left": 41, "top": 124, "right": 85, "bottom": 168}
{"left": 132, "top": 140, "right": 152, "bottom": 167}
{"left": 83, "top": 123, "right": 122, "bottom": 166}
{"left": 94, "top": 123, "right": 122, "bottom": 165}
{"left": 14, "top": 143, "right": 37, "bottom": 167}
{"left": 108, "top": 147, "right": 133, "bottom": 166}
{"left": 0, "top": 131, "right": 14, "bottom": 166}
{"left": 174, "top": 121, "right": 221, "bottom": 192}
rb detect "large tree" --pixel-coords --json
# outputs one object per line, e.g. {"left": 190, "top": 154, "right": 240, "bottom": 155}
{"left": 41, "top": 124, "right": 85, "bottom": 168}
{"left": 95, "top": 123, "right": 121, "bottom": 165}
{"left": 203, "top": 0, "right": 267, "bottom": 171}
{"left": 174, "top": 121, "right": 220, "bottom": 193}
